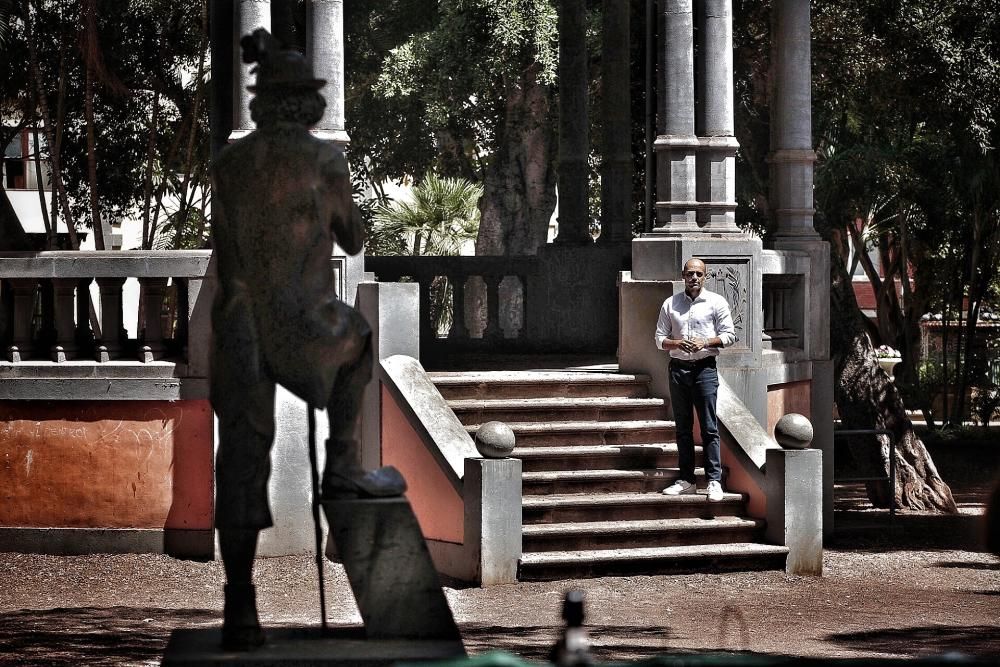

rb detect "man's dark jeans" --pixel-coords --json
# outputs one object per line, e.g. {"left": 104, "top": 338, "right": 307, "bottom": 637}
{"left": 668, "top": 359, "right": 722, "bottom": 484}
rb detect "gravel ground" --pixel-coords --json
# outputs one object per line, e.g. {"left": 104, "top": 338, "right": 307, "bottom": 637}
{"left": 1, "top": 453, "right": 998, "bottom": 665}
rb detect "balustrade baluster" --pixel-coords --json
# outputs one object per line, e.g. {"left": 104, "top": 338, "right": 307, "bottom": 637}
{"left": 515, "top": 275, "right": 528, "bottom": 339}
{"left": 50, "top": 278, "right": 78, "bottom": 362}
{"left": 418, "top": 277, "right": 434, "bottom": 346}
{"left": 484, "top": 274, "right": 502, "bottom": 342}
{"left": 448, "top": 274, "right": 469, "bottom": 340}
{"left": 96, "top": 277, "right": 126, "bottom": 361}
{"left": 138, "top": 277, "right": 169, "bottom": 362}
{"left": 76, "top": 278, "right": 95, "bottom": 352}
{"left": 7, "top": 279, "right": 38, "bottom": 362}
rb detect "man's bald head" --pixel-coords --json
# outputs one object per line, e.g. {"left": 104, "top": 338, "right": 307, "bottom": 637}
{"left": 682, "top": 258, "right": 706, "bottom": 297}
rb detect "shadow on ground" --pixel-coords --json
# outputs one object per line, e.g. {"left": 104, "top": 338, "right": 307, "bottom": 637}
{"left": 831, "top": 476, "right": 992, "bottom": 553}
{"left": 461, "top": 623, "right": 683, "bottom": 663}
{"left": 0, "top": 606, "right": 218, "bottom": 666}
{"left": 827, "top": 624, "right": 1000, "bottom": 657}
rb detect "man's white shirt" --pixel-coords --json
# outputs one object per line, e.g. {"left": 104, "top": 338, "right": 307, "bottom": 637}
{"left": 654, "top": 288, "right": 737, "bottom": 360}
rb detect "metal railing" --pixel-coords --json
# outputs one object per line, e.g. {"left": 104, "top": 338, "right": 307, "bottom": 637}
{"left": 833, "top": 427, "right": 896, "bottom": 521}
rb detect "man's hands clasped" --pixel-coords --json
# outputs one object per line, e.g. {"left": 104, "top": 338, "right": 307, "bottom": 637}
{"left": 679, "top": 337, "right": 707, "bottom": 353}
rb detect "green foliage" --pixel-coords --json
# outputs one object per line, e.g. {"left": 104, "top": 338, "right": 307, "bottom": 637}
{"left": 345, "top": 0, "right": 557, "bottom": 193}
{"left": 373, "top": 173, "right": 482, "bottom": 256}
{"left": 3, "top": 0, "right": 209, "bottom": 247}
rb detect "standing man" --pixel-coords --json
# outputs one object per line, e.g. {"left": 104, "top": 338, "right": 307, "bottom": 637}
{"left": 655, "top": 258, "right": 736, "bottom": 502}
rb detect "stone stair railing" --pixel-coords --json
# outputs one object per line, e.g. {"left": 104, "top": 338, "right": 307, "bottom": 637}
{"left": 356, "top": 281, "right": 522, "bottom": 586}
{"left": 439, "top": 370, "right": 790, "bottom": 580}
{"left": 0, "top": 250, "right": 214, "bottom": 400}
{"left": 716, "top": 375, "right": 823, "bottom": 575}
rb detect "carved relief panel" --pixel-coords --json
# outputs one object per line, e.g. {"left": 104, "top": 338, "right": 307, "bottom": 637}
{"left": 704, "top": 259, "right": 752, "bottom": 350}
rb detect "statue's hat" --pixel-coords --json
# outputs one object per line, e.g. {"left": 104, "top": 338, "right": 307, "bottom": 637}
{"left": 241, "top": 28, "right": 325, "bottom": 92}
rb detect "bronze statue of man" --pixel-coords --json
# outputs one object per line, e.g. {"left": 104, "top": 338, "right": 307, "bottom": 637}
{"left": 210, "top": 30, "right": 405, "bottom": 650}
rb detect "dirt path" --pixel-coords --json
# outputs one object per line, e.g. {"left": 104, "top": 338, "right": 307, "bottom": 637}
{"left": 1, "top": 447, "right": 998, "bottom": 665}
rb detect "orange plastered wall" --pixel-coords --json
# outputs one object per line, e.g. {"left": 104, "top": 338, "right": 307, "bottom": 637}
{"left": 767, "top": 381, "right": 812, "bottom": 438}
{"left": 0, "top": 401, "right": 214, "bottom": 529}
{"left": 381, "top": 385, "right": 464, "bottom": 544}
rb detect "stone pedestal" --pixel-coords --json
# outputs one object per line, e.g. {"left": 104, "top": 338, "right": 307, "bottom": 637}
{"left": 765, "top": 447, "right": 823, "bottom": 575}
{"left": 323, "top": 497, "right": 461, "bottom": 640}
{"left": 163, "top": 627, "right": 464, "bottom": 666}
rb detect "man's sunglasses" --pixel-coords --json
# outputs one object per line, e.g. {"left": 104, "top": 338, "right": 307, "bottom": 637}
{"left": 683, "top": 271, "right": 704, "bottom": 277}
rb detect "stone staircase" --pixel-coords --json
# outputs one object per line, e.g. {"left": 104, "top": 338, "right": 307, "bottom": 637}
{"left": 430, "top": 370, "right": 788, "bottom": 581}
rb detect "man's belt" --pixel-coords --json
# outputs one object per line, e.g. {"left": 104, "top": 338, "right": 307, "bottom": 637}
{"left": 669, "top": 356, "right": 717, "bottom": 369}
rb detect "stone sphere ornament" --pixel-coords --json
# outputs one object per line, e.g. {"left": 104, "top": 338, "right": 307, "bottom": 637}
{"left": 774, "top": 413, "right": 813, "bottom": 449}
{"left": 474, "top": 421, "right": 516, "bottom": 458}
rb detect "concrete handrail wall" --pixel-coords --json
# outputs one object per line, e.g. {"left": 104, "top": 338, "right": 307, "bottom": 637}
{"left": 357, "top": 281, "right": 520, "bottom": 585}
{"left": 365, "top": 255, "right": 540, "bottom": 362}
{"left": 378, "top": 355, "right": 522, "bottom": 586}
{"left": 381, "top": 355, "right": 479, "bottom": 492}
{"left": 716, "top": 374, "right": 782, "bottom": 517}
{"left": 717, "top": 375, "right": 822, "bottom": 575}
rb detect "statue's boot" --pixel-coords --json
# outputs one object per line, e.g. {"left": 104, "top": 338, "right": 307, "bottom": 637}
{"left": 321, "top": 439, "right": 407, "bottom": 499}
{"left": 222, "top": 583, "right": 265, "bottom": 651}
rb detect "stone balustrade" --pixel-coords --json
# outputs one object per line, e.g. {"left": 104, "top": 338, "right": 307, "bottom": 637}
{"left": 0, "top": 250, "right": 214, "bottom": 400}
{"left": 365, "top": 256, "right": 540, "bottom": 363}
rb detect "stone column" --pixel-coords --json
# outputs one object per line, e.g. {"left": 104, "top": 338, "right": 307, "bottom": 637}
{"left": 696, "top": 0, "right": 739, "bottom": 232}
{"left": 307, "top": 0, "right": 350, "bottom": 146}
{"left": 770, "top": 0, "right": 817, "bottom": 239}
{"left": 231, "top": 0, "right": 271, "bottom": 141}
{"left": 653, "top": 0, "right": 698, "bottom": 232}
{"left": 554, "top": 0, "right": 593, "bottom": 246}
{"left": 598, "top": 0, "right": 632, "bottom": 244}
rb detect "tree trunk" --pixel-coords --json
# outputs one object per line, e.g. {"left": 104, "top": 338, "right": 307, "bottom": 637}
{"left": 468, "top": 65, "right": 557, "bottom": 335}
{"left": 475, "top": 64, "right": 558, "bottom": 256}
{"left": 84, "top": 39, "right": 106, "bottom": 249}
{"left": 830, "top": 249, "right": 958, "bottom": 513}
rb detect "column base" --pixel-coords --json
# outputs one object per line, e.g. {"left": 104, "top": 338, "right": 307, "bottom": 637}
{"left": 311, "top": 129, "right": 351, "bottom": 147}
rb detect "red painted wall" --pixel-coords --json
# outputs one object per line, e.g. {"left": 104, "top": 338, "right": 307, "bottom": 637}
{"left": 380, "top": 385, "right": 464, "bottom": 544}
{"left": 0, "top": 401, "right": 214, "bottom": 529}
{"left": 767, "top": 381, "right": 812, "bottom": 439}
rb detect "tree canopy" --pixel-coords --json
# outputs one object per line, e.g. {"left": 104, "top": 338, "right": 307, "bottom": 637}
{"left": 1, "top": 0, "right": 210, "bottom": 250}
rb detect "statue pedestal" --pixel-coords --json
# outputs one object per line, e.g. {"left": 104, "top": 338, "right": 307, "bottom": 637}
{"left": 163, "top": 626, "right": 464, "bottom": 665}
{"left": 163, "top": 496, "right": 465, "bottom": 665}
{"left": 323, "top": 496, "right": 461, "bottom": 640}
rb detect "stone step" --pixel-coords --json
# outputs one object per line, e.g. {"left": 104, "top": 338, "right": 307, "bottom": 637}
{"left": 449, "top": 397, "right": 667, "bottom": 425}
{"left": 429, "top": 371, "right": 651, "bottom": 400}
{"left": 471, "top": 419, "right": 677, "bottom": 447}
{"left": 517, "top": 542, "right": 789, "bottom": 580}
{"left": 521, "top": 517, "right": 765, "bottom": 552}
{"left": 521, "top": 468, "right": 707, "bottom": 495}
{"left": 513, "top": 444, "right": 701, "bottom": 472}
{"left": 522, "top": 491, "right": 746, "bottom": 524}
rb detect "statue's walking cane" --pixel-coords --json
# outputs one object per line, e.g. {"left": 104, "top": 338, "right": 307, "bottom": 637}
{"left": 307, "top": 408, "right": 329, "bottom": 633}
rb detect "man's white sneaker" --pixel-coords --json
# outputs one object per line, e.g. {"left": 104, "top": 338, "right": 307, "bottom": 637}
{"left": 706, "top": 480, "right": 724, "bottom": 502}
{"left": 662, "top": 480, "right": 697, "bottom": 496}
